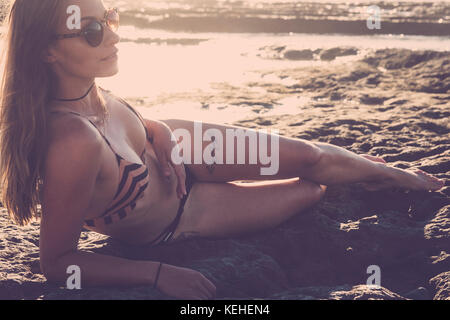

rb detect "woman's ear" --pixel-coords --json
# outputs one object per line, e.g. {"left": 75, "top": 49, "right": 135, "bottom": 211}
{"left": 41, "top": 46, "right": 57, "bottom": 63}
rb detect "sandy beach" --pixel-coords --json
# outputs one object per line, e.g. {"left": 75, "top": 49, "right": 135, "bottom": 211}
{"left": 0, "top": 46, "right": 448, "bottom": 299}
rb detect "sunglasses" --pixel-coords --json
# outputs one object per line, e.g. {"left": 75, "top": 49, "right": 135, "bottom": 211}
{"left": 54, "top": 8, "right": 119, "bottom": 47}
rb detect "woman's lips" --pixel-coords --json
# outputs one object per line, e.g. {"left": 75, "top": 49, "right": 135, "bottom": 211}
{"left": 102, "top": 50, "right": 118, "bottom": 61}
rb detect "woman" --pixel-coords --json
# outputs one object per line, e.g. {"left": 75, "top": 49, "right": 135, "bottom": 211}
{"left": 0, "top": 0, "right": 444, "bottom": 300}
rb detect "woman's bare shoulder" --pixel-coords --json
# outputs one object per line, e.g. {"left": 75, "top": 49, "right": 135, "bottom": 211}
{"left": 44, "top": 112, "right": 103, "bottom": 180}
{"left": 47, "top": 110, "right": 98, "bottom": 143}
{"left": 44, "top": 113, "right": 103, "bottom": 182}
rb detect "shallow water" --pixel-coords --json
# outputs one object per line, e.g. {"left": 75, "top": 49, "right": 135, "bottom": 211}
{"left": 98, "top": 29, "right": 450, "bottom": 98}
{"left": 1, "top": 1, "right": 449, "bottom": 123}
{"left": 95, "top": 29, "right": 449, "bottom": 123}
{"left": 104, "top": 0, "right": 450, "bottom": 24}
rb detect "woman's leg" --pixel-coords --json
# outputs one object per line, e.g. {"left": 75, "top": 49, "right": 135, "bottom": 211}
{"left": 162, "top": 119, "right": 321, "bottom": 182}
{"left": 162, "top": 119, "right": 445, "bottom": 191}
{"left": 303, "top": 142, "right": 444, "bottom": 191}
{"left": 169, "top": 178, "right": 327, "bottom": 243}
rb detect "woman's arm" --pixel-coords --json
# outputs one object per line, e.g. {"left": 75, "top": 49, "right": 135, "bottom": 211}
{"left": 40, "top": 115, "right": 152, "bottom": 286}
{"left": 39, "top": 116, "right": 157, "bottom": 287}
{"left": 40, "top": 115, "right": 215, "bottom": 299}
{"left": 41, "top": 249, "right": 158, "bottom": 287}
{"left": 142, "top": 118, "right": 159, "bottom": 142}
{"left": 43, "top": 249, "right": 217, "bottom": 300}
{"left": 143, "top": 118, "right": 187, "bottom": 198}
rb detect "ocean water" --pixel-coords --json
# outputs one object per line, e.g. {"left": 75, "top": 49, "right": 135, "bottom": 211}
{"left": 97, "top": 30, "right": 449, "bottom": 99}
{"left": 104, "top": 0, "right": 450, "bottom": 24}
{"left": 94, "top": 0, "right": 450, "bottom": 99}
{"left": 1, "top": 1, "right": 449, "bottom": 122}
{"left": 95, "top": 30, "right": 447, "bottom": 123}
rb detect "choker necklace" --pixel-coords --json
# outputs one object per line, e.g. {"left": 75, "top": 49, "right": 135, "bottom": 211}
{"left": 54, "top": 82, "right": 95, "bottom": 102}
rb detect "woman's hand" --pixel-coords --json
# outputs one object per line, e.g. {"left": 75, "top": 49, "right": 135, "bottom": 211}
{"left": 156, "top": 264, "right": 217, "bottom": 300}
{"left": 148, "top": 120, "right": 186, "bottom": 199}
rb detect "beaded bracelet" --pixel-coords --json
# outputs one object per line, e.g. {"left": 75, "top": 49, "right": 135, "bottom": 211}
{"left": 153, "top": 262, "right": 163, "bottom": 289}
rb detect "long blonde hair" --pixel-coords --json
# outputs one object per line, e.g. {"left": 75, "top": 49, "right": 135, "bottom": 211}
{"left": 0, "top": 0, "right": 67, "bottom": 225}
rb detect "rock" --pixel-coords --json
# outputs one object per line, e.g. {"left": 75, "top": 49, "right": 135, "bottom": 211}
{"left": 329, "top": 285, "right": 408, "bottom": 300}
{"left": 339, "top": 66, "right": 375, "bottom": 82}
{"left": 429, "top": 272, "right": 450, "bottom": 300}
{"left": 363, "top": 49, "right": 448, "bottom": 69}
{"left": 283, "top": 50, "right": 314, "bottom": 61}
{"left": 424, "top": 205, "right": 450, "bottom": 252}
{"left": 257, "top": 45, "right": 287, "bottom": 60}
{"left": 256, "top": 119, "right": 273, "bottom": 126}
{"left": 320, "top": 47, "right": 358, "bottom": 61}
{"left": 330, "top": 91, "right": 343, "bottom": 101}
{"left": 360, "top": 94, "right": 389, "bottom": 105}
{"left": 266, "top": 284, "right": 407, "bottom": 300}
{"left": 366, "top": 75, "right": 381, "bottom": 85}
{"left": 386, "top": 50, "right": 446, "bottom": 69}
{"left": 403, "top": 287, "right": 431, "bottom": 300}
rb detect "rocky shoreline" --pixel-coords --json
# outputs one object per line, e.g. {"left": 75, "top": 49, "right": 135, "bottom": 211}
{"left": 0, "top": 48, "right": 449, "bottom": 300}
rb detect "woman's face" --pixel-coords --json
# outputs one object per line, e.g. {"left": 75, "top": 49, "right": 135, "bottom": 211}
{"left": 48, "top": 0, "right": 120, "bottom": 79}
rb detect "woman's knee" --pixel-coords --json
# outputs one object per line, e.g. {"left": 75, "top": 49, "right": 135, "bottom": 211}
{"left": 291, "top": 139, "right": 324, "bottom": 174}
{"left": 296, "top": 180, "right": 326, "bottom": 206}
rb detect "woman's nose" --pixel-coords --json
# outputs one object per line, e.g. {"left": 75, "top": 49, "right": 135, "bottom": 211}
{"left": 104, "top": 27, "right": 120, "bottom": 46}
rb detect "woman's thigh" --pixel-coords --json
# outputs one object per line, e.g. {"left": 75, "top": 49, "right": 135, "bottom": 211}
{"left": 169, "top": 178, "right": 326, "bottom": 243}
{"left": 161, "top": 119, "right": 321, "bottom": 182}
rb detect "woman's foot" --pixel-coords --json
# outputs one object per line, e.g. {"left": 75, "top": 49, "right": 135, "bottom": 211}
{"left": 358, "top": 154, "right": 390, "bottom": 191}
{"left": 388, "top": 167, "right": 444, "bottom": 191}
{"left": 358, "top": 154, "right": 444, "bottom": 192}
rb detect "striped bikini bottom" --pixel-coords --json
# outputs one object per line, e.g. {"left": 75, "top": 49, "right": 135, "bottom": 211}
{"left": 148, "top": 166, "right": 196, "bottom": 246}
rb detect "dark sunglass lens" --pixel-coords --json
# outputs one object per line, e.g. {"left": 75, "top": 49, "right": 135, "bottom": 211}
{"left": 107, "top": 10, "right": 119, "bottom": 31}
{"left": 84, "top": 21, "right": 103, "bottom": 47}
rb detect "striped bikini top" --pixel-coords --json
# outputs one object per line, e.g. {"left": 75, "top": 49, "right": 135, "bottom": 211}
{"left": 50, "top": 93, "right": 151, "bottom": 228}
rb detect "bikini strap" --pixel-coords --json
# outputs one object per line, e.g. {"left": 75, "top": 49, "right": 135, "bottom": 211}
{"left": 49, "top": 110, "right": 120, "bottom": 161}
{"left": 100, "top": 88, "right": 153, "bottom": 144}
{"left": 124, "top": 99, "right": 150, "bottom": 140}
{"left": 120, "top": 98, "right": 152, "bottom": 144}
{"left": 108, "top": 96, "right": 152, "bottom": 158}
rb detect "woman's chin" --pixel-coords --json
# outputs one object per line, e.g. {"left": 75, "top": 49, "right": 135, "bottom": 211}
{"left": 96, "top": 65, "right": 119, "bottom": 78}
